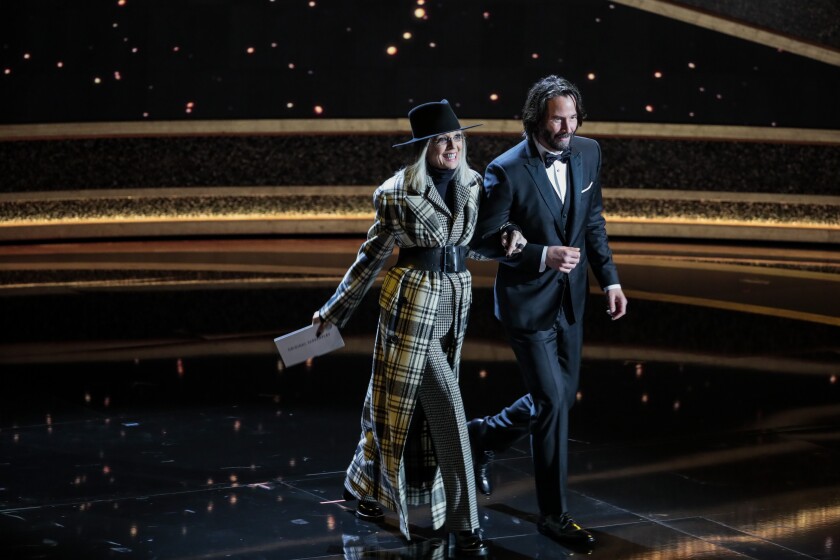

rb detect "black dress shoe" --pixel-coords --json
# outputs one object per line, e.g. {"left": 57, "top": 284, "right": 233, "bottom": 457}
{"left": 474, "top": 450, "right": 494, "bottom": 496}
{"left": 467, "top": 419, "right": 494, "bottom": 496}
{"left": 448, "top": 529, "right": 488, "bottom": 557}
{"left": 355, "top": 498, "right": 385, "bottom": 523}
{"left": 537, "top": 513, "right": 595, "bottom": 545}
{"left": 343, "top": 488, "right": 385, "bottom": 523}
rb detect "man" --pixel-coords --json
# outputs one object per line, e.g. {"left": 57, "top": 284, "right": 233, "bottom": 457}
{"left": 469, "top": 75, "right": 628, "bottom": 546}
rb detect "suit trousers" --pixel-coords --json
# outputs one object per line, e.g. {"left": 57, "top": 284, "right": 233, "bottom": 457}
{"left": 504, "top": 307, "right": 583, "bottom": 515}
{"left": 480, "top": 394, "right": 532, "bottom": 452}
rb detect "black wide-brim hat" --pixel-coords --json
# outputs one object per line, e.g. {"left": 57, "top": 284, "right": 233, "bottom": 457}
{"left": 392, "top": 99, "right": 482, "bottom": 148}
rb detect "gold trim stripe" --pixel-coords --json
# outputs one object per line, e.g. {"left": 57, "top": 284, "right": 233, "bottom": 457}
{"left": 1, "top": 186, "right": 837, "bottom": 206}
{"left": 612, "top": 0, "right": 840, "bottom": 66}
{"left": 2, "top": 336, "right": 836, "bottom": 371}
{"left": 0, "top": 216, "right": 837, "bottom": 244}
{"left": 627, "top": 289, "right": 840, "bottom": 327}
{"left": 0, "top": 120, "right": 838, "bottom": 144}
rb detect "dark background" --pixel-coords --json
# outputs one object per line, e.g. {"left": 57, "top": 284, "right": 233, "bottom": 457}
{"left": 2, "top": 0, "right": 838, "bottom": 127}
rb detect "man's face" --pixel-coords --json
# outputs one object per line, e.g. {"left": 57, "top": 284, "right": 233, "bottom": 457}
{"left": 426, "top": 132, "right": 463, "bottom": 170}
{"left": 537, "top": 95, "right": 578, "bottom": 152}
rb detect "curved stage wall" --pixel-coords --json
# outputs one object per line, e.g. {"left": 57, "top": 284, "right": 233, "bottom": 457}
{"left": 1, "top": 120, "right": 838, "bottom": 244}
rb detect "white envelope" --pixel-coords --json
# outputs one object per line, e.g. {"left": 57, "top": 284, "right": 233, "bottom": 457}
{"left": 274, "top": 324, "right": 345, "bottom": 368}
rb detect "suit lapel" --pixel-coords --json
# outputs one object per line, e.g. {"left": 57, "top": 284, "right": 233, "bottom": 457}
{"left": 568, "top": 146, "right": 584, "bottom": 235}
{"left": 524, "top": 141, "right": 565, "bottom": 241}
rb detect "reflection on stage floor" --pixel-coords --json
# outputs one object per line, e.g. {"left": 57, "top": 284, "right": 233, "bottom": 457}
{"left": 2, "top": 352, "right": 839, "bottom": 559}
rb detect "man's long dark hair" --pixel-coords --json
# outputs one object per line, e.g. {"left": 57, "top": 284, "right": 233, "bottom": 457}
{"left": 521, "top": 75, "right": 586, "bottom": 137}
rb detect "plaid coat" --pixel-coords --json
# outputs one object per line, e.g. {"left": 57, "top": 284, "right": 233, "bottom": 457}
{"left": 319, "top": 167, "right": 483, "bottom": 539}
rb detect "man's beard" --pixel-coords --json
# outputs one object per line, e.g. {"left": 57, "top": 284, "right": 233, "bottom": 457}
{"left": 541, "top": 129, "right": 573, "bottom": 152}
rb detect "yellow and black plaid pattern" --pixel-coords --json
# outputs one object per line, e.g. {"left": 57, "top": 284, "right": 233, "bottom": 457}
{"left": 320, "top": 168, "right": 482, "bottom": 539}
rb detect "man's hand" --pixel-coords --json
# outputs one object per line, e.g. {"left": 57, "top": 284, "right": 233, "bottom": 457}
{"left": 501, "top": 229, "right": 528, "bottom": 257}
{"left": 605, "top": 288, "right": 628, "bottom": 320}
{"left": 545, "top": 246, "right": 580, "bottom": 273}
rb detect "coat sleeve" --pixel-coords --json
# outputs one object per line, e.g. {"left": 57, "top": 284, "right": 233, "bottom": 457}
{"left": 582, "top": 141, "right": 620, "bottom": 288}
{"left": 463, "top": 172, "right": 492, "bottom": 262}
{"left": 470, "top": 160, "right": 543, "bottom": 270}
{"left": 319, "top": 187, "right": 396, "bottom": 328}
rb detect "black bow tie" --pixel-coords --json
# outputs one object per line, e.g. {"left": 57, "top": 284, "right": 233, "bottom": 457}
{"left": 544, "top": 150, "right": 571, "bottom": 167}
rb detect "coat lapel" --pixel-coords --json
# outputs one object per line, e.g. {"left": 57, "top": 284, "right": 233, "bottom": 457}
{"left": 405, "top": 177, "right": 446, "bottom": 246}
{"left": 452, "top": 174, "right": 470, "bottom": 220}
{"left": 457, "top": 176, "right": 480, "bottom": 245}
{"left": 424, "top": 177, "right": 453, "bottom": 220}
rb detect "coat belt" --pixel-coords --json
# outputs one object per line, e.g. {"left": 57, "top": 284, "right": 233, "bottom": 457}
{"left": 396, "top": 246, "right": 468, "bottom": 273}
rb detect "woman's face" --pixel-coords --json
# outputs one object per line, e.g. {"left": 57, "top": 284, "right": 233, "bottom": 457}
{"left": 425, "top": 132, "right": 463, "bottom": 170}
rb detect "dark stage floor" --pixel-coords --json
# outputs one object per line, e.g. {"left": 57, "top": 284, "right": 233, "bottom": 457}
{"left": 1, "top": 238, "right": 838, "bottom": 559}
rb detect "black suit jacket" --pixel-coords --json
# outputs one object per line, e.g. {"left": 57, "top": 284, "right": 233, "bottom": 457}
{"left": 472, "top": 136, "right": 620, "bottom": 330}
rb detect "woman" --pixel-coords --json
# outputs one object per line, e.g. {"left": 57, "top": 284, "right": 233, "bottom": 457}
{"left": 313, "top": 100, "right": 522, "bottom": 557}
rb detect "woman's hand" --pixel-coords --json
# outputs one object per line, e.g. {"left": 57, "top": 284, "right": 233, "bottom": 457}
{"left": 501, "top": 229, "right": 527, "bottom": 257}
{"left": 312, "top": 311, "right": 330, "bottom": 336}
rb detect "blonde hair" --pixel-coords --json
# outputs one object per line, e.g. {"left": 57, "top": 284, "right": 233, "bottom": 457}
{"left": 403, "top": 134, "right": 474, "bottom": 191}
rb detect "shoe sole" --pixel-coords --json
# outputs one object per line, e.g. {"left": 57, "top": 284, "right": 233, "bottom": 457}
{"left": 355, "top": 510, "right": 385, "bottom": 523}
{"left": 447, "top": 545, "right": 489, "bottom": 558}
{"left": 537, "top": 526, "right": 595, "bottom": 545}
